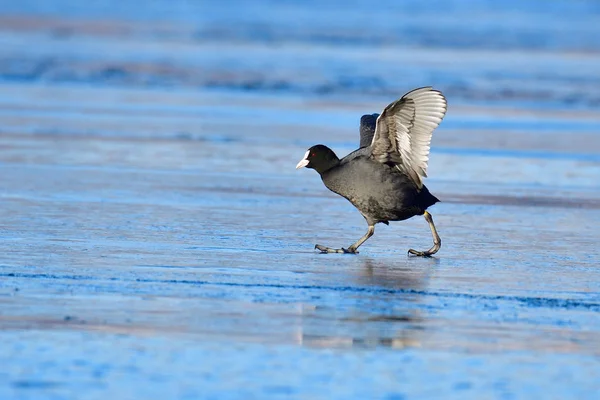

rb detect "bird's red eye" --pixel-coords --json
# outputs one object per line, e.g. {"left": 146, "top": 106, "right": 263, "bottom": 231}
{"left": 311, "top": 152, "right": 315, "bottom": 157}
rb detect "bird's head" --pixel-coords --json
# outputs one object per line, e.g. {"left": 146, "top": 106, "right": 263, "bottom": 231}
{"left": 295, "top": 144, "right": 340, "bottom": 174}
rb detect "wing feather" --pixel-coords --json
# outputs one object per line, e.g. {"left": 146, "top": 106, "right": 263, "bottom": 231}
{"left": 359, "top": 113, "right": 379, "bottom": 148}
{"left": 369, "top": 87, "right": 447, "bottom": 188}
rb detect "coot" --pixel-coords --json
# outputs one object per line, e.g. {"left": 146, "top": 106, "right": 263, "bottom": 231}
{"left": 296, "top": 87, "right": 446, "bottom": 256}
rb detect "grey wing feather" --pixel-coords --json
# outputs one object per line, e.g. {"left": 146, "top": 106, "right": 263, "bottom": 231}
{"left": 359, "top": 113, "right": 379, "bottom": 148}
{"left": 369, "top": 87, "right": 447, "bottom": 189}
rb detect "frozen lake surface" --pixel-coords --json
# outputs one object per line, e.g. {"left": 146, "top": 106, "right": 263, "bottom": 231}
{"left": 1, "top": 1, "right": 600, "bottom": 399}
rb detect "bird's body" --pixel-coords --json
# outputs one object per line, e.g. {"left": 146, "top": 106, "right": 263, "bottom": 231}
{"left": 296, "top": 87, "right": 447, "bottom": 256}
{"left": 319, "top": 149, "right": 439, "bottom": 225}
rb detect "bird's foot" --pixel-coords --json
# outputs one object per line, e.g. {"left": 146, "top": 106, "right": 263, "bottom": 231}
{"left": 315, "top": 244, "right": 358, "bottom": 254}
{"left": 407, "top": 248, "right": 434, "bottom": 257}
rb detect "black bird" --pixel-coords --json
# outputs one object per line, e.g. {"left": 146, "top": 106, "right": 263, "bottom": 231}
{"left": 296, "top": 87, "right": 446, "bottom": 256}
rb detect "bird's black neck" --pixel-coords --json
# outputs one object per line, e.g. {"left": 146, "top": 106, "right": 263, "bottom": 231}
{"left": 314, "top": 159, "right": 339, "bottom": 175}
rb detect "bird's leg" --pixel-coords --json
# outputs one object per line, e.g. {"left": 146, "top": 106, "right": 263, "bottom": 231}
{"left": 315, "top": 225, "right": 374, "bottom": 254}
{"left": 408, "top": 211, "right": 441, "bottom": 257}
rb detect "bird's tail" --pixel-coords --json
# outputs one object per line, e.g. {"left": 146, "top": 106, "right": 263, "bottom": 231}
{"left": 419, "top": 185, "right": 440, "bottom": 211}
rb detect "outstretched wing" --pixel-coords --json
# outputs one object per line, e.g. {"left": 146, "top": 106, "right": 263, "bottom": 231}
{"left": 359, "top": 113, "right": 379, "bottom": 148}
{"left": 369, "top": 87, "right": 447, "bottom": 189}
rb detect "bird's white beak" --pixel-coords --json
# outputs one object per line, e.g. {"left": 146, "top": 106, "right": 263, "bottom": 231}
{"left": 295, "top": 150, "right": 310, "bottom": 169}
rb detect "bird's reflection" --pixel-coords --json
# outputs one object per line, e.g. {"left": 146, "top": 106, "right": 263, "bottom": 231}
{"left": 357, "top": 256, "right": 437, "bottom": 290}
{"left": 298, "top": 257, "right": 436, "bottom": 349}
